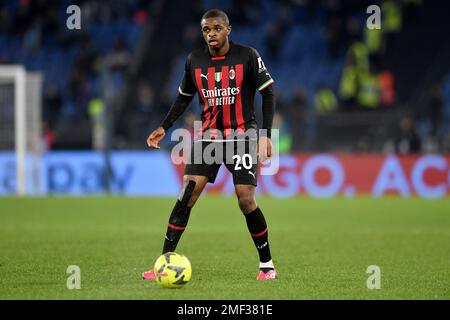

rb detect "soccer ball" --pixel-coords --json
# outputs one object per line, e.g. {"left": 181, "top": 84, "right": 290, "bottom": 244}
{"left": 154, "top": 252, "right": 192, "bottom": 288}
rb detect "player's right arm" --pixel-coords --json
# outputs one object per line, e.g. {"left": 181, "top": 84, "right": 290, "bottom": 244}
{"left": 147, "top": 55, "right": 196, "bottom": 149}
{"left": 146, "top": 93, "right": 194, "bottom": 149}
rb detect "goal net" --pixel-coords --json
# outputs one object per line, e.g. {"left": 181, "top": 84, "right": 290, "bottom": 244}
{"left": 0, "top": 65, "right": 43, "bottom": 195}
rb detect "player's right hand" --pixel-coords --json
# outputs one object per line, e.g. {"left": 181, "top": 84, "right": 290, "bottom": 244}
{"left": 147, "top": 127, "right": 166, "bottom": 149}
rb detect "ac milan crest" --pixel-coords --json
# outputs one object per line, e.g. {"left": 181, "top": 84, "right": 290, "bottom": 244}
{"left": 229, "top": 68, "right": 235, "bottom": 80}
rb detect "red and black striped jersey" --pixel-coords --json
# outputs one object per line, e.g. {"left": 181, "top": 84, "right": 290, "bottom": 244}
{"left": 178, "top": 42, "right": 274, "bottom": 137}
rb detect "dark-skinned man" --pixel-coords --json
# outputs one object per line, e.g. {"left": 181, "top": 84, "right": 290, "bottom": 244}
{"left": 143, "top": 9, "right": 277, "bottom": 280}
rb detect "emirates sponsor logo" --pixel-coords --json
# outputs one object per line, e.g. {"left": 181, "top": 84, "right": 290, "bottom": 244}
{"left": 201, "top": 87, "right": 240, "bottom": 98}
{"left": 201, "top": 87, "right": 240, "bottom": 107}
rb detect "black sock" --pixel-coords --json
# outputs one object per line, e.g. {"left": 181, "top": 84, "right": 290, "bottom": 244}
{"left": 162, "top": 200, "right": 192, "bottom": 254}
{"left": 244, "top": 207, "right": 272, "bottom": 265}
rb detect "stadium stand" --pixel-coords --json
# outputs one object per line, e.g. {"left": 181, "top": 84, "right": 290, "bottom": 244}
{"left": 0, "top": 0, "right": 449, "bottom": 152}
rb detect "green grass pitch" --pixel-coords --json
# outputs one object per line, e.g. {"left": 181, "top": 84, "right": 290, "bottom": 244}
{"left": 0, "top": 196, "right": 449, "bottom": 299}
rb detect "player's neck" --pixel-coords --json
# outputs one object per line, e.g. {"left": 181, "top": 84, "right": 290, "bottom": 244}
{"left": 209, "top": 41, "right": 230, "bottom": 57}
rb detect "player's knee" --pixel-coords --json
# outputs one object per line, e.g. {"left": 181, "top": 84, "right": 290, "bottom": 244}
{"left": 237, "top": 194, "right": 257, "bottom": 214}
{"left": 181, "top": 178, "right": 201, "bottom": 207}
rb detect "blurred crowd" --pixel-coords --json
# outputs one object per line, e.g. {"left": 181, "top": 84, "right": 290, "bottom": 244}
{"left": 0, "top": 0, "right": 449, "bottom": 153}
{"left": 0, "top": 0, "right": 149, "bottom": 149}
{"left": 160, "top": 0, "right": 449, "bottom": 153}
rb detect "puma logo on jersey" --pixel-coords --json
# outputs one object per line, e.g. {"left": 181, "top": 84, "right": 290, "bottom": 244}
{"left": 248, "top": 171, "right": 256, "bottom": 178}
{"left": 201, "top": 73, "right": 208, "bottom": 80}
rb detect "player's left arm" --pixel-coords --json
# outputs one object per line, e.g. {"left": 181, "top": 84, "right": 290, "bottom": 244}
{"left": 250, "top": 48, "right": 275, "bottom": 162}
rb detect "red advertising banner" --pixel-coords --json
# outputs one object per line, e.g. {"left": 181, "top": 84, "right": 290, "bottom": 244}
{"left": 1, "top": 152, "right": 447, "bottom": 197}
{"left": 175, "top": 154, "right": 450, "bottom": 198}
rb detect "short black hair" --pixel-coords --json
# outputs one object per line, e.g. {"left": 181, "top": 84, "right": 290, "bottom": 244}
{"left": 201, "top": 9, "right": 230, "bottom": 25}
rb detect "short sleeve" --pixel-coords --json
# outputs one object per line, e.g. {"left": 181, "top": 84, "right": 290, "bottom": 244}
{"left": 178, "top": 55, "right": 196, "bottom": 96}
{"left": 250, "top": 48, "right": 274, "bottom": 92}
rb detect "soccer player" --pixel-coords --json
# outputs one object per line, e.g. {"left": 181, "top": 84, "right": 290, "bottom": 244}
{"left": 142, "top": 9, "right": 277, "bottom": 280}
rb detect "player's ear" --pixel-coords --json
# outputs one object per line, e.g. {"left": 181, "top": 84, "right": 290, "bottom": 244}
{"left": 227, "top": 25, "right": 232, "bottom": 35}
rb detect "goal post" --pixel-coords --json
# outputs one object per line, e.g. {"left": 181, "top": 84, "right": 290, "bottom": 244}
{"left": 0, "top": 65, "right": 43, "bottom": 195}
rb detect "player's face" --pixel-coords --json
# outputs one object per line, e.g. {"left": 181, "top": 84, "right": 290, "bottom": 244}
{"left": 201, "top": 17, "right": 231, "bottom": 51}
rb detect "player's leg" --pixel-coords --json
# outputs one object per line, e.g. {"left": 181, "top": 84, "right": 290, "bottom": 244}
{"left": 226, "top": 137, "right": 277, "bottom": 280}
{"left": 143, "top": 140, "right": 221, "bottom": 280}
{"left": 225, "top": 136, "right": 277, "bottom": 280}
{"left": 142, "top": 175, "right": 208, "bottom": 280}
{"left": 162, "top": 175, "right": 209, "bottom": 253}
{"left": 161, "top": 140, "right": 220, "bottom": 254}
{"left": 234, "top": 184, "right": 277, "bottom": 280}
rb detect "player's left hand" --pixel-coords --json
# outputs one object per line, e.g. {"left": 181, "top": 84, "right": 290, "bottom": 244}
{"left": 258, "top": 136, "right": 272, "bottom": 163}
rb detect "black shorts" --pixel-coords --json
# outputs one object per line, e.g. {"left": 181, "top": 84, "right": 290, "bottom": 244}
{"left": 184, "top": 139, "right": 258, "bottom": 186}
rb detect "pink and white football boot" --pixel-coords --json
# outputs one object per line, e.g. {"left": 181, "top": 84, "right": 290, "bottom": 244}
{"left": 257, "top": 269, "right": 278, "bottom": 280}
{"left": 142, "top": 269, "right": 156, "bottom": 280}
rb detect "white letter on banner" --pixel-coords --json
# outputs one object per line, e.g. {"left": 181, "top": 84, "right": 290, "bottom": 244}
{"left": 411, "top": 155, "right": 447, "bottom": 199}
{"left": 302, "top": 155, "right": 344, "bottom": 198}
{"left": 261, "top": 155, "right": 299, "bottom": 197}
{"left": 372, "top": 156, "right": 410, "bottom": 197}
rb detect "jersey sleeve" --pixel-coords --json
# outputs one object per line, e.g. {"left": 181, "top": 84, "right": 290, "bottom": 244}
{"left": 249, "top": 48, "right": 274, "bottom": 92}
{"left": 178, "top": 54, "right": 197, "bottom": 97}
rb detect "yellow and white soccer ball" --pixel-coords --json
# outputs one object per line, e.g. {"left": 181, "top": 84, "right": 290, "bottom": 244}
{"left": 154, "top": 252, "right": 192, "bottom": 288}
